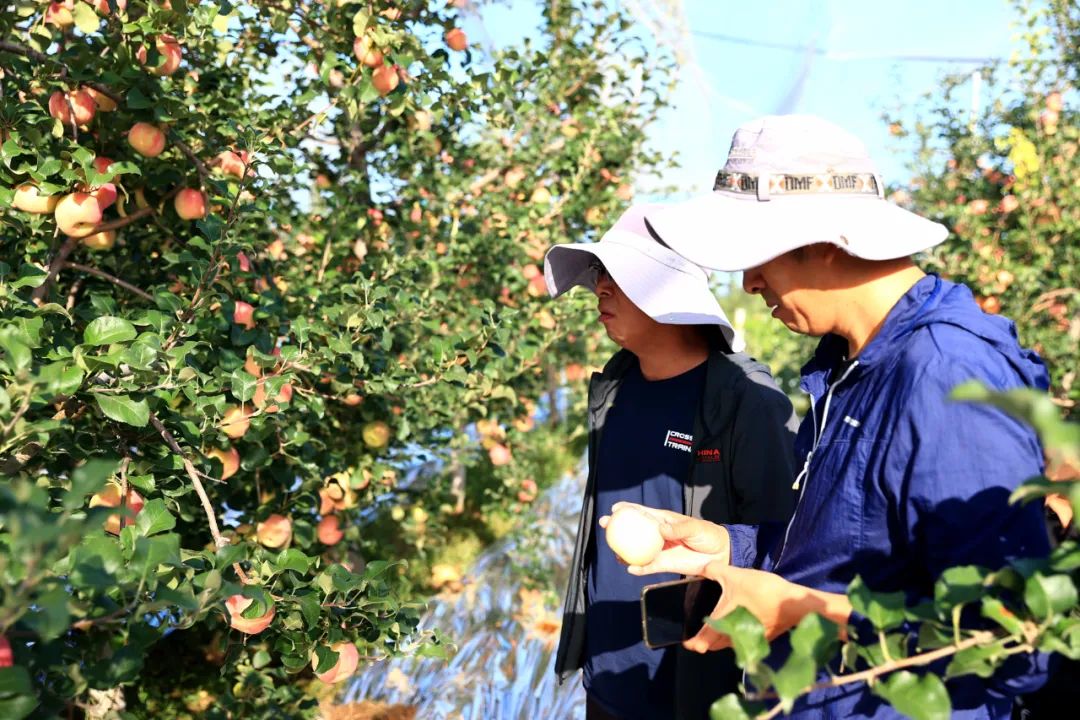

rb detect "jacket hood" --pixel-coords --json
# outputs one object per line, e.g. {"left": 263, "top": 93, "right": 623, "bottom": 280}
{"left": 802, "top": 275, "right": 1049, "bottom": 394}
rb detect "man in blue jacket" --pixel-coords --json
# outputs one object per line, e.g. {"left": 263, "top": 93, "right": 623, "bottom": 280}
{"left": 616, "top": 115, "right": 1052, "bottom": 718}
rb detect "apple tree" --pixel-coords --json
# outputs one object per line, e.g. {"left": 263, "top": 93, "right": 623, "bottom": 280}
{"left": 0, "top": 0, "right": 673, "bottom": 716}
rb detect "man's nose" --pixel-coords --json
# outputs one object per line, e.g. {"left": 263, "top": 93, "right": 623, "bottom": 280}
{"left": 742, "top": 268, "right": 764, "bottom": 295}
{"left": 594, "top": 275, "right": 614, "bottom": 298}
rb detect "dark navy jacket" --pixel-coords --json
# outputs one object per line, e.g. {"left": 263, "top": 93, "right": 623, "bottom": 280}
{"left": 556, "top": 345, "right": 799, "bottom": 718}
{"left": 728, "top": 275, "right": 1052, "bottom": 718}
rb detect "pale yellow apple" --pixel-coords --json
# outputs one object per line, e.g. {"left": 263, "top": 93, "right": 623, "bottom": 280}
{"left": 604, "top": 508, "right": 663, "bottom": 566}
{"left": 13, "top": 184, "right": 59, "bottom": 214}
{"left": 54, "top": 192, "right": 104, "bottom": 238}
{"left": 220, "top": 405, "right": 250, "bottom": 439}
{"left": 361, "top": 420, "right": 391, "bottom": 449}
{"left": 80, "top": 230, "right": 117, "bottom": 250}
{"left": 206, "top": 445, "right": 240, "bottom": 480}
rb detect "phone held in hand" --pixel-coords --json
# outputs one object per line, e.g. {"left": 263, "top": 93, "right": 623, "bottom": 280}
{"left": 640, "top": 576, "right": 723, "bottom": 649}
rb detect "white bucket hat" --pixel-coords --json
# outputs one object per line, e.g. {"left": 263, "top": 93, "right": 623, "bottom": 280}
{"left": 544, "top": 203, "right": 744, "bottom": 351}
{"left": 644, "top": 115, "right": 949, "bottom": 272}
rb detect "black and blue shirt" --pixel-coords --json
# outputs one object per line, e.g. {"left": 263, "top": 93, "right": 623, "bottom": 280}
{"left": 583, "top": 358, "right": 707, "bottom": 719}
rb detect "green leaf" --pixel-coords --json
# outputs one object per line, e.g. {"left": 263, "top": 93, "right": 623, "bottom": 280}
{"left": 73, "top": 1, "right": 100, "bottom": 33}
{"left": 135, "top": 499, "right": 176, "bottom": 536}
{"left": 130, "top": 534, "right": 182, "bottom": 577}
{"left": 934, "top": 565, "right": 988, "bottom": 607}
{"left": 230, "top": 369, "right": 258, "bottom": 402}
{"left": 708, "top": 606, "right": 768, "bottom": 672}
{"left": 790, "top": 612, "right": 839, "bottom": 664}
{"left": 980, "top": 598, "right": 1025, "bottom": 635}
{"left": 252, "top": 649, "right": 272, "bottom": 669}
{"left": 312, "top": 645, "right": 339, "bottom": 674}
{"left": 71, "top": 536, "right": 124, "bottom": 589}
{"left": 848, "top": 576, "right": 907, "bottom": 631}
{"left": 94, "top": 393, "right": 149, "bottom": 427}
{"left": 298, "top": 593, "right": 321, "bottom": 628}
{"left": 37, "top": 361, "right": 84, "bottom": 397}
{"left": 709, "top": 694, "right": 756, "bottom": 720}
{"left": 772, "top": 653, "right": 816, "bottom": 710}
{"left": 22, "top": 587, "right": 70, "bottom": 641}
{"left": 275, "top": 548, "right": 312, "bottom": 574}
{"left": 125, "top": 87, "right": 153, "bottom": 110}
{"left": 0, "top": 667, "right": 37, "bottom": 720}
{"left": 872, "top": 671, "right": 951, "bottom": 720}
{"left": 64, "top": 457, "right": 120, "bottom": 509}
{"left": 1024, "top": 572, "right": 1078, "bottom": 621}
{"left": 945, "top": 642, "right": 1001, "bottom": 679}
{"left": 84, "top": 316, "right": 137, "bottom": 345}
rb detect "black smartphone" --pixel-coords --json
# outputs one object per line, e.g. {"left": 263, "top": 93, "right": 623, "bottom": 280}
{"left": 640, "top": 577, "right": 723, "bottom": 649}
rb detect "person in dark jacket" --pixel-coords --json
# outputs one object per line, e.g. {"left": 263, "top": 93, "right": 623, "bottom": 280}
{"left": 619, "top": 115, "right": 1053, "bottom": 719}
{"left": 542, "top": 203, "right": 799, "bottom": 719}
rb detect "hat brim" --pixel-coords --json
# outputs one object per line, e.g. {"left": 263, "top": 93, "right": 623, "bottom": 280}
{"left": 645, "top": 192, "right": 949, "bottom": 272}
{"left": 544, "top": 236, "right": 744, "bottom": 351}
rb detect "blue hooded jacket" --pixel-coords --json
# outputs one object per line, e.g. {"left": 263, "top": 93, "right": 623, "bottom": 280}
{"left": 727, "top": 274, "right": 1052, "bottom": 718}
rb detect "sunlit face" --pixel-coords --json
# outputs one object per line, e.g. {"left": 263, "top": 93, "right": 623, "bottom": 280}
{"left": 741, "top": 249, "right": 835, "bottom": 337}
{"left": 591, "top": 259, "right": 659, "bottom": 351}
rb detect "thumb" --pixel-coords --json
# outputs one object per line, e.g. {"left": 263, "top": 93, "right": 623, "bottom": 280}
{"left": 658, "top": 517, "right": 704, "bottom": 542}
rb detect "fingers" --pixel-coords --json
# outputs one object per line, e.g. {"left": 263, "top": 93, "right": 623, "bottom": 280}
{"left": 598, "top": 515, "right": 610, "bottom": 529}
{"left": 683, "top": 623, "right": 731, "bottom": 654}
{"left": 684, "top": 571, "right": 733, "bottom": 654}
{"left": 626, "top": 546, "right": 717, "bottom": 577}
{"left": 658, "top": 516, "right": 721, "bottom": 542}
{"left": 609, "top": 502, "right": 688, "bottom": 525}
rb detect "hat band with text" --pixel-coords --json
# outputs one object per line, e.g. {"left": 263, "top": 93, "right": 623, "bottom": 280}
{"left": 713, "top": 170, "right": 882, "bottom": 198}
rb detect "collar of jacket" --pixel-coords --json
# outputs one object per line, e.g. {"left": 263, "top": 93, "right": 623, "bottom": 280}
{"left": 799, "top": 274, "right": 944, "bottom": 399}
{"left": 588, "top": 344, "right": 752, "bottom": 437}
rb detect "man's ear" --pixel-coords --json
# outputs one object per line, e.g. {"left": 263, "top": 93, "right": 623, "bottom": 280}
{"left": 816, "top": 242, "right": 850, "bottom": 267}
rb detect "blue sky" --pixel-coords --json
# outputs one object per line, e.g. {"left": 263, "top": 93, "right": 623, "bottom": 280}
{"left": 472, "top": 0, "right": 1022, "bottom": 195}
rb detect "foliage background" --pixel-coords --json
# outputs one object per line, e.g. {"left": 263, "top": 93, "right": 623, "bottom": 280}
{"left": 1, "top": 0, "right": 1076, "bottom": 718}
{"left": 0, "top": 0, "right": 673, "bottom": 716}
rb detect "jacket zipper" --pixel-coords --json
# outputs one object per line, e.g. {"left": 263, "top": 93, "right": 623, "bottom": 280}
{"left": 775, "top": 360, "right": 859, "bottom": 568}
{"left": 558, "top": 382, "right": 617, "bottom": 684}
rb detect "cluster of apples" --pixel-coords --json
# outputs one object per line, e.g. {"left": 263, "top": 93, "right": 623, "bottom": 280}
{"left": 475, "top": 417, "right": 513, "bottom": 467}
{"left": 352, "top": 25, "right": 467, "bottom": 97}
{"left": 6, "top": 26, "right": 241, "bottom": 244}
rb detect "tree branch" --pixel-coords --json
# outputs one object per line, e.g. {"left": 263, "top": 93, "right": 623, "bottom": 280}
{"left": 171, "top": 135, "right": 210, "bottom": 183}
{"left": 63, "top": 262, "right": 154, "bottom": 301}
{"left": 31, "top": 236, "right": 79, "bottom": 304}
{"left": 91, "top": 205, "right": 156, "bottom": 234}
{"left": 149, "top": 413, "right": 251, "bottom": 583}
{"left": 748, "top": 630, "right": 1000, "bottom": 715}
{"left": 0, "top": 41, "right": 122, "bottom": 105}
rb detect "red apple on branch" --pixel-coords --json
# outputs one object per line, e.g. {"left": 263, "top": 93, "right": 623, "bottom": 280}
{"left": 311, "top": 641, "right": 359, "bottom": 683}
{"left": 233, "top": 301, "right": 255, "bottom": 329}
{"left": 89, "top": 482, "right": 145, "bottom": 535}
{"left": 372, "top": 64, "right": 399, "bottom": 96}
{"left": 225, "top": 595, "right": 275, "bottom": 634}
{"left": 128, "top": 123, "right": 166, "bottom": 157}
{"left": 137, "top": 34, "right": 182, "bottom": 76}
{"left": 49, "top": 89, "right": 96, "bottom": 125}
{"left": 174, "top": 188, "right": 208, "bottom": 220}
{"left": 256, "top": 513, "right": 293, "bottom": 548}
